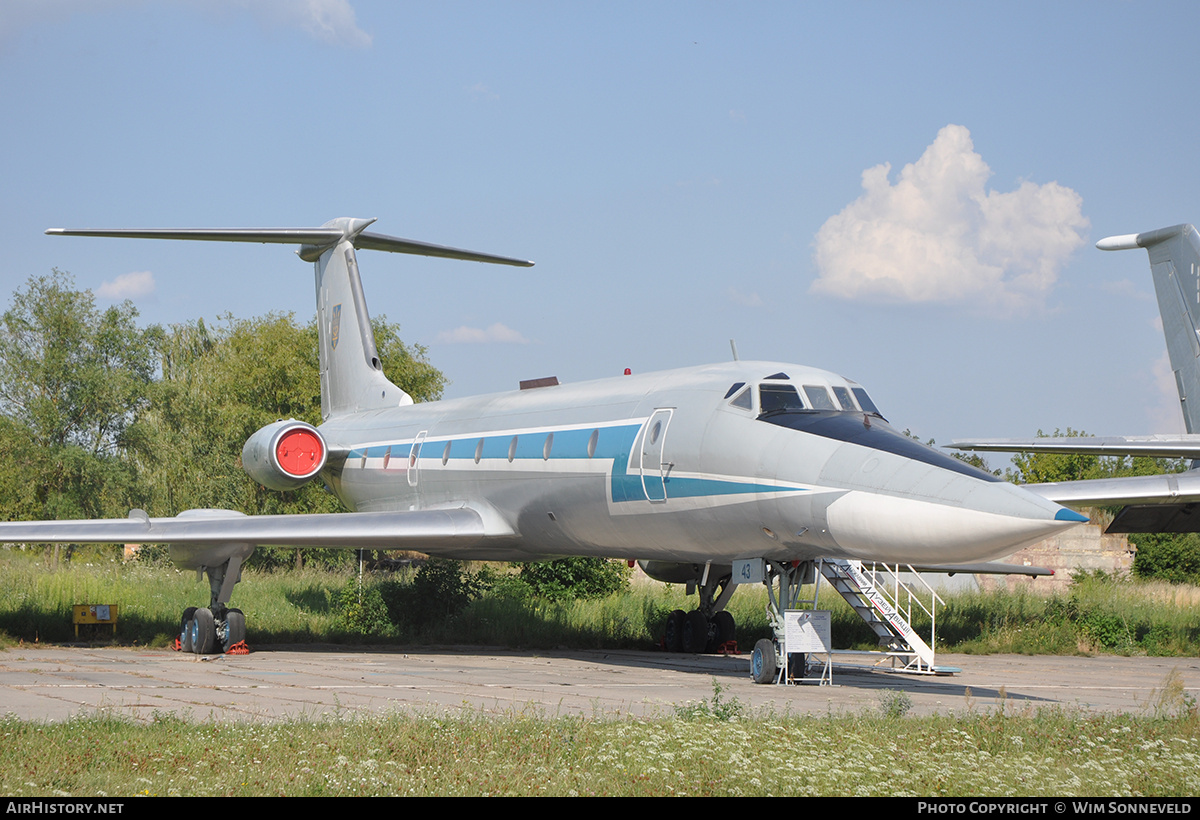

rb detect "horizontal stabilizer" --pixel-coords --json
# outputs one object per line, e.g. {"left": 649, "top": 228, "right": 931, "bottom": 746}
{"left": 46, "top": 226, "right": 345, "bottom": 245}
{"left": 1096, "top": 224, "right": 1191, "bottom": 252}
{"left": 355, "top": 231, "right": 533, "bottom": 267}
{"left": 950, "top": 435, "right": 1200, "bottom": 459}
{"left": 47, "top": 221, "right": 534, "bottom": 267}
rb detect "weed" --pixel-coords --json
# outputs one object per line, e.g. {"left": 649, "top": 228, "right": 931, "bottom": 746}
{"left": 334, "top": 577, "right": 390, "bottom": 636}
{"left": 1149, "top": 668, "right": 1199, "bottom": 722}
{"left": 674, "top": 678, "right": 746, "bottom": 721}
{"left": 877, "top": 688, "right": 913, "bottom": 719}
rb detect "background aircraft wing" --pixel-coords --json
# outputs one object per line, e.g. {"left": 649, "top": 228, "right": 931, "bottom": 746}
{"left": 911, "top": 562, "right": 1054, "bottom": 577}
{"left": 0, "top": 507, "right": 516, "bottom": 551}
{"left": 1023, "top": 470, "right": 1200, "bottom": 533}
{"left": 950, "top": 435, "right": 1200, "bottom": 459}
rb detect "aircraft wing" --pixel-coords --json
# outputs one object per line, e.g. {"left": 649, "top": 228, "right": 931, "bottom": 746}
{"left": 0, "top": 507, "right": 514, "bottom": 550}
{"left": 950, "top": 435, "right": 1200, "bottom": 459}
{"left": 1022, "top": 470, "right": 1200, "bottom": 507}
{"left": 949, "top": 438, "right": 1200, "bottom": 531}
{"left": 1021, "top": 470, "right": 1200, "bottom": 533}
{"left": 911, "top": 562, "right": 1054, "bottom": 577}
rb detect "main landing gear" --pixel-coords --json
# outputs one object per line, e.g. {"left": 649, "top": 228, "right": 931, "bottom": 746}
{"left": 179, "top": 605, "right": 247, "bottom": 654}
{"left": 174, "top": 547, "right": 251, "bottom": 655}
{"left": 662, "top": 569, "right": 738, "bottom": 654}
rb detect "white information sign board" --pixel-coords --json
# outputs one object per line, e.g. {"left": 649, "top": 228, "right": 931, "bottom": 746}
{"left": 783, "top": 610, "right": 833, "bottom": 685}
{"left": 784, "top": 610, "right": 830, "bottom": 652}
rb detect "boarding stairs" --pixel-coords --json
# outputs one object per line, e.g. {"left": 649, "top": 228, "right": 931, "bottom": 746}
{"left": 818, "top": 559, "right": 945, "bottom": 674}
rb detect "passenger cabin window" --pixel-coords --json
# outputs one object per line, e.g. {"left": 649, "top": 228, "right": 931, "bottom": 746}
{"left": 832, "top": 386, "right": 857, "bottom": 411}
{"left": 729, "top": 386, "right": 753, "bottom": 410}
{"left": 759, "top": 384, "right": 804, "bottom": 414}
{"left": 802, "top": 385, "right": 837, "bottom": 411}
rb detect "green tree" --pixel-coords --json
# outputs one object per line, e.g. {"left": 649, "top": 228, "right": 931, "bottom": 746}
{"left": 0, "top": 271, "right": 161, "bottom": 454}
{"left": 1130, "top": 532, "right": 1200, "bottom": 585}
{"left": 518, "top": 557, "right": 633, "bottom": 600}
{"left": 0, "top": 272, "right": 160, "bottom": 526}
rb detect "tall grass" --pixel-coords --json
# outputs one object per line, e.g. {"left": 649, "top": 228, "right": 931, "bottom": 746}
{"left": 2, "top": 700, "right": 1198, "bottom": 796}
{"left": 3, "top": 547, "right": 1200, "bottom": 656}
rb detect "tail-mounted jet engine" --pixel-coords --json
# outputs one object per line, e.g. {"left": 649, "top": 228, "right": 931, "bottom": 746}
{"left": 241, "top": 419, "right": 328, "bottom": 491}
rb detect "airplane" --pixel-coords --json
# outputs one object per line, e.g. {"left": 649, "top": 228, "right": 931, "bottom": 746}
{"left": 2, "top": 217, "right": 1088, "bottom": 681}
{"left": 952, "top": 223, "right": 1200, "bottom": 533}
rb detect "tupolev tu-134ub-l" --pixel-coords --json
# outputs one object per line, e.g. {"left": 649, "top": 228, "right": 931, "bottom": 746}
{"left": 3, "top": 217, "right": 1087, "bottom": 681}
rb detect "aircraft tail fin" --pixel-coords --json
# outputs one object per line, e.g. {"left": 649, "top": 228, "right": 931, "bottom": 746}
{"left": 47, "top": 218, "right": 533, "bottom": 420}
{"left": 1099, "top": 224, "right": 1200, "bottom": 433}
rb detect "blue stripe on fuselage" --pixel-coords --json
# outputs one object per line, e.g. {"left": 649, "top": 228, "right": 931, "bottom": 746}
{"left": 347, "top": 422, "right": 803, "bottom": 503}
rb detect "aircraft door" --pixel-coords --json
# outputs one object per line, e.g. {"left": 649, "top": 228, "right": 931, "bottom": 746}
{"left": 639, "top": 409, "right": 674, "bottom": 502}
{"left": 407, "top": 431, "right": 427, "bottom": 488}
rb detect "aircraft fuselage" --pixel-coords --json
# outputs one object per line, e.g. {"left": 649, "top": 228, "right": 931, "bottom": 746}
{"left": 320, "top": 360, "right": 1078, "bottom": 566}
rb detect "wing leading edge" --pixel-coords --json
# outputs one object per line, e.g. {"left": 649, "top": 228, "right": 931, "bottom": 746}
{"left": 950, "top": 435, "right": 1200, "bottom": 459}
{"left": 0, "top": 507, "right": 520, "bottom": 552}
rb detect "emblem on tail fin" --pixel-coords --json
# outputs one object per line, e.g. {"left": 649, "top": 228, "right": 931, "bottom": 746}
{"left": 330, "top": 304, "right": 342, "bottom": 350}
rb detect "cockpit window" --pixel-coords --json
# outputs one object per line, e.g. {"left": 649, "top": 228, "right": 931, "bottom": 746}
{"left": 832, "top": 386, "right": 857, "bottom": 411}
{"left": 730, "top": 386, "right": 753, "bottom": 410}
{"left": 724, "top": 382, "right": 746, "bottom": 399}
{"left": 760, "top": 384, "right": 804, "bottom": 414}
{"left": 851, "top": 387, "right": 882, "bottom": 416}
{"left": 802, "top": 385, "right": 837, "bottom": 411}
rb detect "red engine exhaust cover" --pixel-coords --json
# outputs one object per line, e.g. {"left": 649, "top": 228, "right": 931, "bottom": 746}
{"left": 276, "top": 426, "right": 325, "bottom": 478}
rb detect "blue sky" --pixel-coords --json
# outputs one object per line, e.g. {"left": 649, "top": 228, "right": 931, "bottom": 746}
{"left": 3, "top": 1, "right": 1199, "bottom": 463}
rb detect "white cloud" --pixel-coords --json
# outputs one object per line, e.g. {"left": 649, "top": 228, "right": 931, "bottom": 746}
{"left": 1, "top": 0, "right": 372, "bottom": 49}
{"left": 467, "top": 83, "right": 499, "bottom": 101}
{"left": 97, "top": 270, "right": 155, "bottom": 299}
{"left": 811, "top": 125, "right": 1089, "bottom": 310}
{"left": 726, "top": 286, "right": 762, "bottom": 307}
{"left": 240, "top": 0, "right": 371, "bottom": 49}
{"left": 436, "top": 323, "right": 530, "bottom": 345}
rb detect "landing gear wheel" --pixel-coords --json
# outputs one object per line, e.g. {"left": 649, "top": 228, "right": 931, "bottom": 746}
{"left": 223, "top": 608, "right": 246, "bottom": 653}
{"left": 191, "top": 607, "right": 216, "bottom": 655}
{"left": 751, "top": 638, "right": 777, "bottom": 684}
{"left": 709, "top": 610, "right": 736, "bottom": 652}
{"left": 179, "top": 607, "right": 197, "bottom": 653}
{"left": 664, "top": 609, "right": 685, "bottom": 652}
{"left": 682, "top": 610, "right": 710, "bottom": 654}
